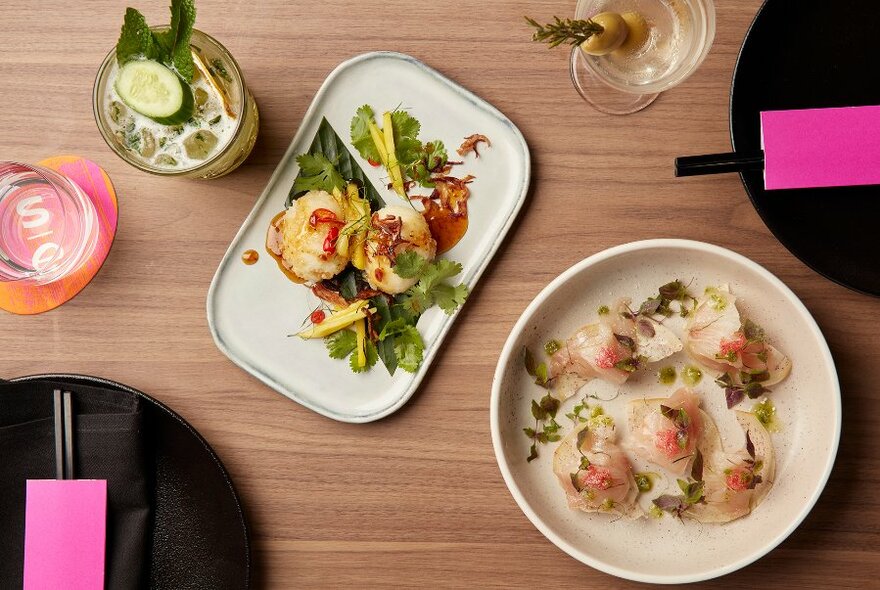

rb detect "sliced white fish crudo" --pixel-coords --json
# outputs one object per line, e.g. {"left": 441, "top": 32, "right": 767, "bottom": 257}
{"left": 685, "top": 285, "right": 792, "bottom": 390}
{"left": 627, "top": 388, "right": 714, "bottom": 477}
{"left": 682, "top": 411, "right": 775, "bottom": 523}
{"left": 548, "top": 298, "right": 682, "bottom": 399}
{"left": 553, "top": 416, "right": 642, "bottom": 519}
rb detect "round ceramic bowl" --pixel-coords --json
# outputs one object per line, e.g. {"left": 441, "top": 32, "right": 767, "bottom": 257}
{"left": 490, "top": 239, "right": 840, "bottom": 583}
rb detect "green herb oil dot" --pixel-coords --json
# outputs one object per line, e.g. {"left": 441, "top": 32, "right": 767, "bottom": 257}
{"left": 682, "top": 365, "right": 703, "bottom": 386}
{"left": 544, "top": 339, "right": 561, "bottom": 355}
{"left": 658, "top": 366, "right": 676, "bottom": 385}
{"left": 634, "top": 473, "right": 653, "bottom": 492}
{"left": 597, "top": 305, "right": 610, "bottom": 315}
{"left": 753, "top": 399, "right": 780, "bottom": 432}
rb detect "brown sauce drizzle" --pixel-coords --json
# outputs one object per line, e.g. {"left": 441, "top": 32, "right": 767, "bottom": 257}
{"left": 266, "top": 211, "right": 306, "bottom": 284}
{"left": 421, "top": 198, "right": 468, "bottom": 254}
{"left": 241, "top": 249, "right": 259, "bottom": 265}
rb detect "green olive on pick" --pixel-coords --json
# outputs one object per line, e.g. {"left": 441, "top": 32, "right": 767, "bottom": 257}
{"left": 580, "top": 12, "right": 629, "bottom": 56}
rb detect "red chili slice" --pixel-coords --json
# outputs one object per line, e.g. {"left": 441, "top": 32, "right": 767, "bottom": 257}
{"left": 323, "top": 226, "right": 340, "bottom": 253}
{"left": 367, "top": 158, "right": 381, "bottom": 167}
{"left": 309, "top": 208, "right": 345, "bottom": 228}
{"left": 310, "top": 310, "right": 326, "bottom": 324}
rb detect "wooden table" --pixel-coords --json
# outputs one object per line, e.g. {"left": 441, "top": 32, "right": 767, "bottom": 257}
{"left": 2, "top": 0, "right": 877, "bottom": 587}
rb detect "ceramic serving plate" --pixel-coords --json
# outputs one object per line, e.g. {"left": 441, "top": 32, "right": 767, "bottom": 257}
{"left": 208, "top": 51, "right": 530, "bottom": 422}
{"left": 491, "top": 240, "right": 840, "bottom": 583}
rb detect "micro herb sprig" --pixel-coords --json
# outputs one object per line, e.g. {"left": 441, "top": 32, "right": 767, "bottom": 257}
{"left": 524, "top": 392, "right": 562, "bottom": 462}
{"left": 525, "top": 16, "right": 605, "bottom": 48}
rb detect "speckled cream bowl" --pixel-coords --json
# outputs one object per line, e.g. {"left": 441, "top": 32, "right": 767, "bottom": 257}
{"left": 490, "top": 239, "right": 840, "bottom": 583}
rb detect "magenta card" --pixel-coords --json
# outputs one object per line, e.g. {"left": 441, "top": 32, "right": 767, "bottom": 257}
{"left": 23, "top": 479, "right": 107, "bottom": 590}
{"left": 761, "top": 105, "right": 880, "bottom": 190}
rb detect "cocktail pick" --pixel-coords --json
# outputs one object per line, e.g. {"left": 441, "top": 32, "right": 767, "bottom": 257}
{"left": 23, "top": 390, "right": 107, "bottom": 590}
{"left": 675, "top": 105, "right": 880, "bottom": 190}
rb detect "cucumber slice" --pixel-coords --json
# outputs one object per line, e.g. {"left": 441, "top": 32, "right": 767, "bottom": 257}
{"left": 114, "top": 59, "right": 194, "bottom": 125}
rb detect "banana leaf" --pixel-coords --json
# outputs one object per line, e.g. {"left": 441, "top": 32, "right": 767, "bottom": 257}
{"left": 287, "top": 117, "right": 385, "bottom": 210}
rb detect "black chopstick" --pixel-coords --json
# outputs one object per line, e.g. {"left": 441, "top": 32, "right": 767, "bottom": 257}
{"left": 63, "top": 391, "right": 74, "bottom": 480}
{"left": 675, "top": 151, "right": 765, "bottom": 177}
{"left": 53, "top": 389, "right": 64, "bottom": 480}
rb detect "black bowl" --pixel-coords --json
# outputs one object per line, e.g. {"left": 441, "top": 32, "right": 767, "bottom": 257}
{"left": 730, "top": 0, "right": 880, "bottom": 295}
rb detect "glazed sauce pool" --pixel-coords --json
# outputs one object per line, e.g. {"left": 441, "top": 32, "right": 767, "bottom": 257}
{"left": 422, "top": 199, "right": 468, "bottom": 254}
{"left": 267, "top": 211, "right": 305, "bottom": 284}
{"left": 242, "top": 249, "right": 259, "bottom": 265}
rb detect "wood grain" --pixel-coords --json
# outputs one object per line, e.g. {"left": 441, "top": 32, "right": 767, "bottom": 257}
{"left": 1, "top": 0, "right": 878, "bottom": 587}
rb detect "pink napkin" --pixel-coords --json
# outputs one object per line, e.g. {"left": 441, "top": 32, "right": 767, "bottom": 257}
{"left": 23, "top": 479, "right": 107, "bottom": 590}
{"left": 762, "top": 105, "right": 880, "bottom": 190}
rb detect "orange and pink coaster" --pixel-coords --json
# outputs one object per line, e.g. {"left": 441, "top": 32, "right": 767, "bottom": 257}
{"left": 0, "top": 156, "right": 118, "bottom": 314}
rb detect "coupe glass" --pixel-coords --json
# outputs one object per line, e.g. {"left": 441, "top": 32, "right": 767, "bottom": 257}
{"left": 570, "top": 0, "right": 716, "bottom": 114}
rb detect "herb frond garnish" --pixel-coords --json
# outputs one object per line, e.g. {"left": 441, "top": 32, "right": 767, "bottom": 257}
{"left": 523, "top": 392, "right": 562, "bottom": 462}
{"left": 716, "top": 371, "right": 770, "bottom": 409}
{"left": 524, "top": 346, "right": 550, "bottom": 388}
{"left": 116, "top": 0, "right": 196, "bottom": 82}
{"left": 652, "top": 451, "right": 706, "bottom": 518}
{"left": 292, "top": 153, "right": 345, "bottom": 194}
{"left": 396, "top": 252, "right": 469, "bottom": 317}
{"left": 525, "top": 16, "right": 605, "bottom": 48}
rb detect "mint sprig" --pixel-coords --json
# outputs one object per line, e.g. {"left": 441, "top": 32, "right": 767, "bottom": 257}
{"left": 116, "top": 0, "right": 197, "bottom": 82}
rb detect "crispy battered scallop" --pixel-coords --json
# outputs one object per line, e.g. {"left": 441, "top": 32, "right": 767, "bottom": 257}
{"left": 280, "top": 190, "right": 350, "bottom": 283}
{"left": 365, "top": 205, "right": 437, "bottom": 294}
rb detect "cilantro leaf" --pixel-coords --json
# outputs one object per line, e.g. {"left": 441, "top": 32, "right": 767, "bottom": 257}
{"left": 325, "top": 330, "right": 357, "bottom": 360}
{"left": 116, "top": 8, "right": 159, "bottom": 64}
{"left": 350, "top": 105, "right": 381, "bottom": 163}
{"left": 390, "top": 110, "right": 422, "bottom": 165}
{"left": 349, "top": 340, "right": 378, "bottom": 373}
{"left": 431, "top": 283, "right": 469, "bottom": 315}
{"left": 418, "top": 259, "right": 464, "bottom": 291}
{"left": 292, "top": 153, "right": 345, "bottom": 194}
{"left": 378, "top": 318, "right": 425, "bottom": 372}
{"left": 153, "top": 0, "right": 196, "bottom": 81}
{"left": 393, "top": 251, "right": 429, "bottom": 279}
{"left": 406, "top": 141, "right": 448, "bottom": 188}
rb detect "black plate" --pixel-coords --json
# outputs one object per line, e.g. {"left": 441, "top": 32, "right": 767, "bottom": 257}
{"left": 730, "top": 0, "right": 880, "bottom": 295}
{"left": 10, "top": 374, "right": 251, "bottom": 589}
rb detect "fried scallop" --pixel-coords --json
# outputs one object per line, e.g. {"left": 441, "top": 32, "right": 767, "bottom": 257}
{"left": 279, "top": 190, "right": 350, "bottom": 283}
{"left": 365, "top": 205, "right": 437, "bottom": 294}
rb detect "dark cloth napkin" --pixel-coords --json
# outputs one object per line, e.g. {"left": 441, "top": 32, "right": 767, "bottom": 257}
{"left": 0, "top": 379, "right": 150, "bottom": 589}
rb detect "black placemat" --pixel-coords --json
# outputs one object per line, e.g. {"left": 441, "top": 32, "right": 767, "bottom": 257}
{"left": 730, "top": 0, "right": 880, "bottom": 295}
{"left": 0, "top": 375, "right": 250, "bottom": 589}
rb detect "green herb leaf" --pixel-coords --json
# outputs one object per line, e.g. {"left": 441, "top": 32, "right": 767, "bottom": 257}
{"left": 350, "top": 105, "right": 382, "bottom": 163}
{"left": 393, "top": 251, "right": 430, "bottom": 279}
{"left": 292, "top": 153, "right": 345, "bottom": 194}
{"left": 523, "top": 427, "right": 536, "bottom": 438}
{"left": 153, "top": 0, "right": 196, "bottom": 81}
{"left": 370, "top": 295, "right": 398, "bottom": 375}
{"left": 533, "top": 362, "right": 549, "bottom": 387}
{"left": 399, "top": 258, "right": 468, "bottom": 318}
{"left": 349, "top": 340, "right": 378, "bottom": 373}
{"left": 390, "top": 110, "right": 422, "bottom": 165}
{"left": 325, "top": 329, "right": 357, "bottom": 359}
{"left": 539, "top": 393, "right": 560, "bottom": 418}
{"left": 531, "top": 399, "right": 547, "bottom": 421}
{"left": 527, "top": 443, "right": 538, "bottom": 462}
{"left": 116, "top": 8, "right": 159, "bottom": 64}
{"left": 742, "top": 318, "right": 766, "bottom": 343}
{"left": 389, "top": 323, "right": 424, "bottom": 373}
{"left": 290, "top": 117, "right": 384, "bottom": 209}
{"left": 406, "top": 141, "right": 448, "bottom": 187}
{"left": 524, "top": 347, "right": 538, "bottom": 377}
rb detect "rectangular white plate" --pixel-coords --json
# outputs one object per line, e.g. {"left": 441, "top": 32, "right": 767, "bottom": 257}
{"left": 207, "top": 52, "right": 530, "bottom": 422}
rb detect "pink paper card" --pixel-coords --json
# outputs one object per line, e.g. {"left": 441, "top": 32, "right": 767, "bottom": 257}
{"left": 761, "top": 105, "right": 880, "bottom": 190}
{"left": 23, "top": 479, "right": 107, "bottom": 590}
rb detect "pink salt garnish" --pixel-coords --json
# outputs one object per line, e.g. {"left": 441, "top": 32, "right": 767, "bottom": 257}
{"left": 594, "top": 346, "right": 620, "bottom": 369}
{"left": 654, "top": 428, "right": 682, "bottom": 458}
{"left": 580, "top": 465, "right": 613, "bottom": 491}
{"left": 719, "top": 331, "right": 747, "bottom": 356}
{"left": 725, "top": 466, "right": 753, "bottom": 491}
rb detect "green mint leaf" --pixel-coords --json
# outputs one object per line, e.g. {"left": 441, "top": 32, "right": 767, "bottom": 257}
{"left": 393, "top": 251, "right": 429, "bottom": 279}
{"left": 153, "top": 0, "right": 196, "bottom": 81}
{"left": 350, "top": 104, "right": 381, "bottom": 163}
{"left": 117, "top": 8, "right": 159, "bottom": 64}
{"left": 349, "top": 340, "right": 378, "bottom": 373}
{"left": 325, "top": 329, "right": 357, "bottom": 360}
{"left": 524, "top": 347, "right": 538, "bottom": 377}
{"left": 523, "top": 427, "right": 536, "bottom": 438}
{"left": 292, "top": 153, "right": 345, "bottom": 194}
{"left": 531, "top": 399, "right": 547, "bottom": 421}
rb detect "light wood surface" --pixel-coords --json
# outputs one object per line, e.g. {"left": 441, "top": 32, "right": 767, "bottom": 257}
{"left": 2, "top": 0, "right": 878, "bottom": 587}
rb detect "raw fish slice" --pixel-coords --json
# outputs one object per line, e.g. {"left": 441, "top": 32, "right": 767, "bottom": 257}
{"left": 627, "top": 388, "right": 713, "bottom": 476}
{"left": 687, "top": 412, "right": 775, "bottom": 523}
{"left": 686, "top": 286, "right": 742, "bottom": 368}
{"left": 636, "top": 319, "right": 683, "bottom": 363}
{"left": 553, "top": 423, "right": 641, "bottom": 518}
{"left": 549, "top": 320, "right": 631, "bottom": 386}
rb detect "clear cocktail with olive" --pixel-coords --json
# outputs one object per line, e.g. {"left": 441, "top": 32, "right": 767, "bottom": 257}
{"left": 527, "top": 0, "right": 715, "bottom": 114}
{"left": 93, "top": 0, "right": 258, "bottom": 178}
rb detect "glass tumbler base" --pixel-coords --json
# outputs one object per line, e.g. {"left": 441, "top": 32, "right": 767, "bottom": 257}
{"left": 570, "top": 48, "right": 659, "bottom": 115}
